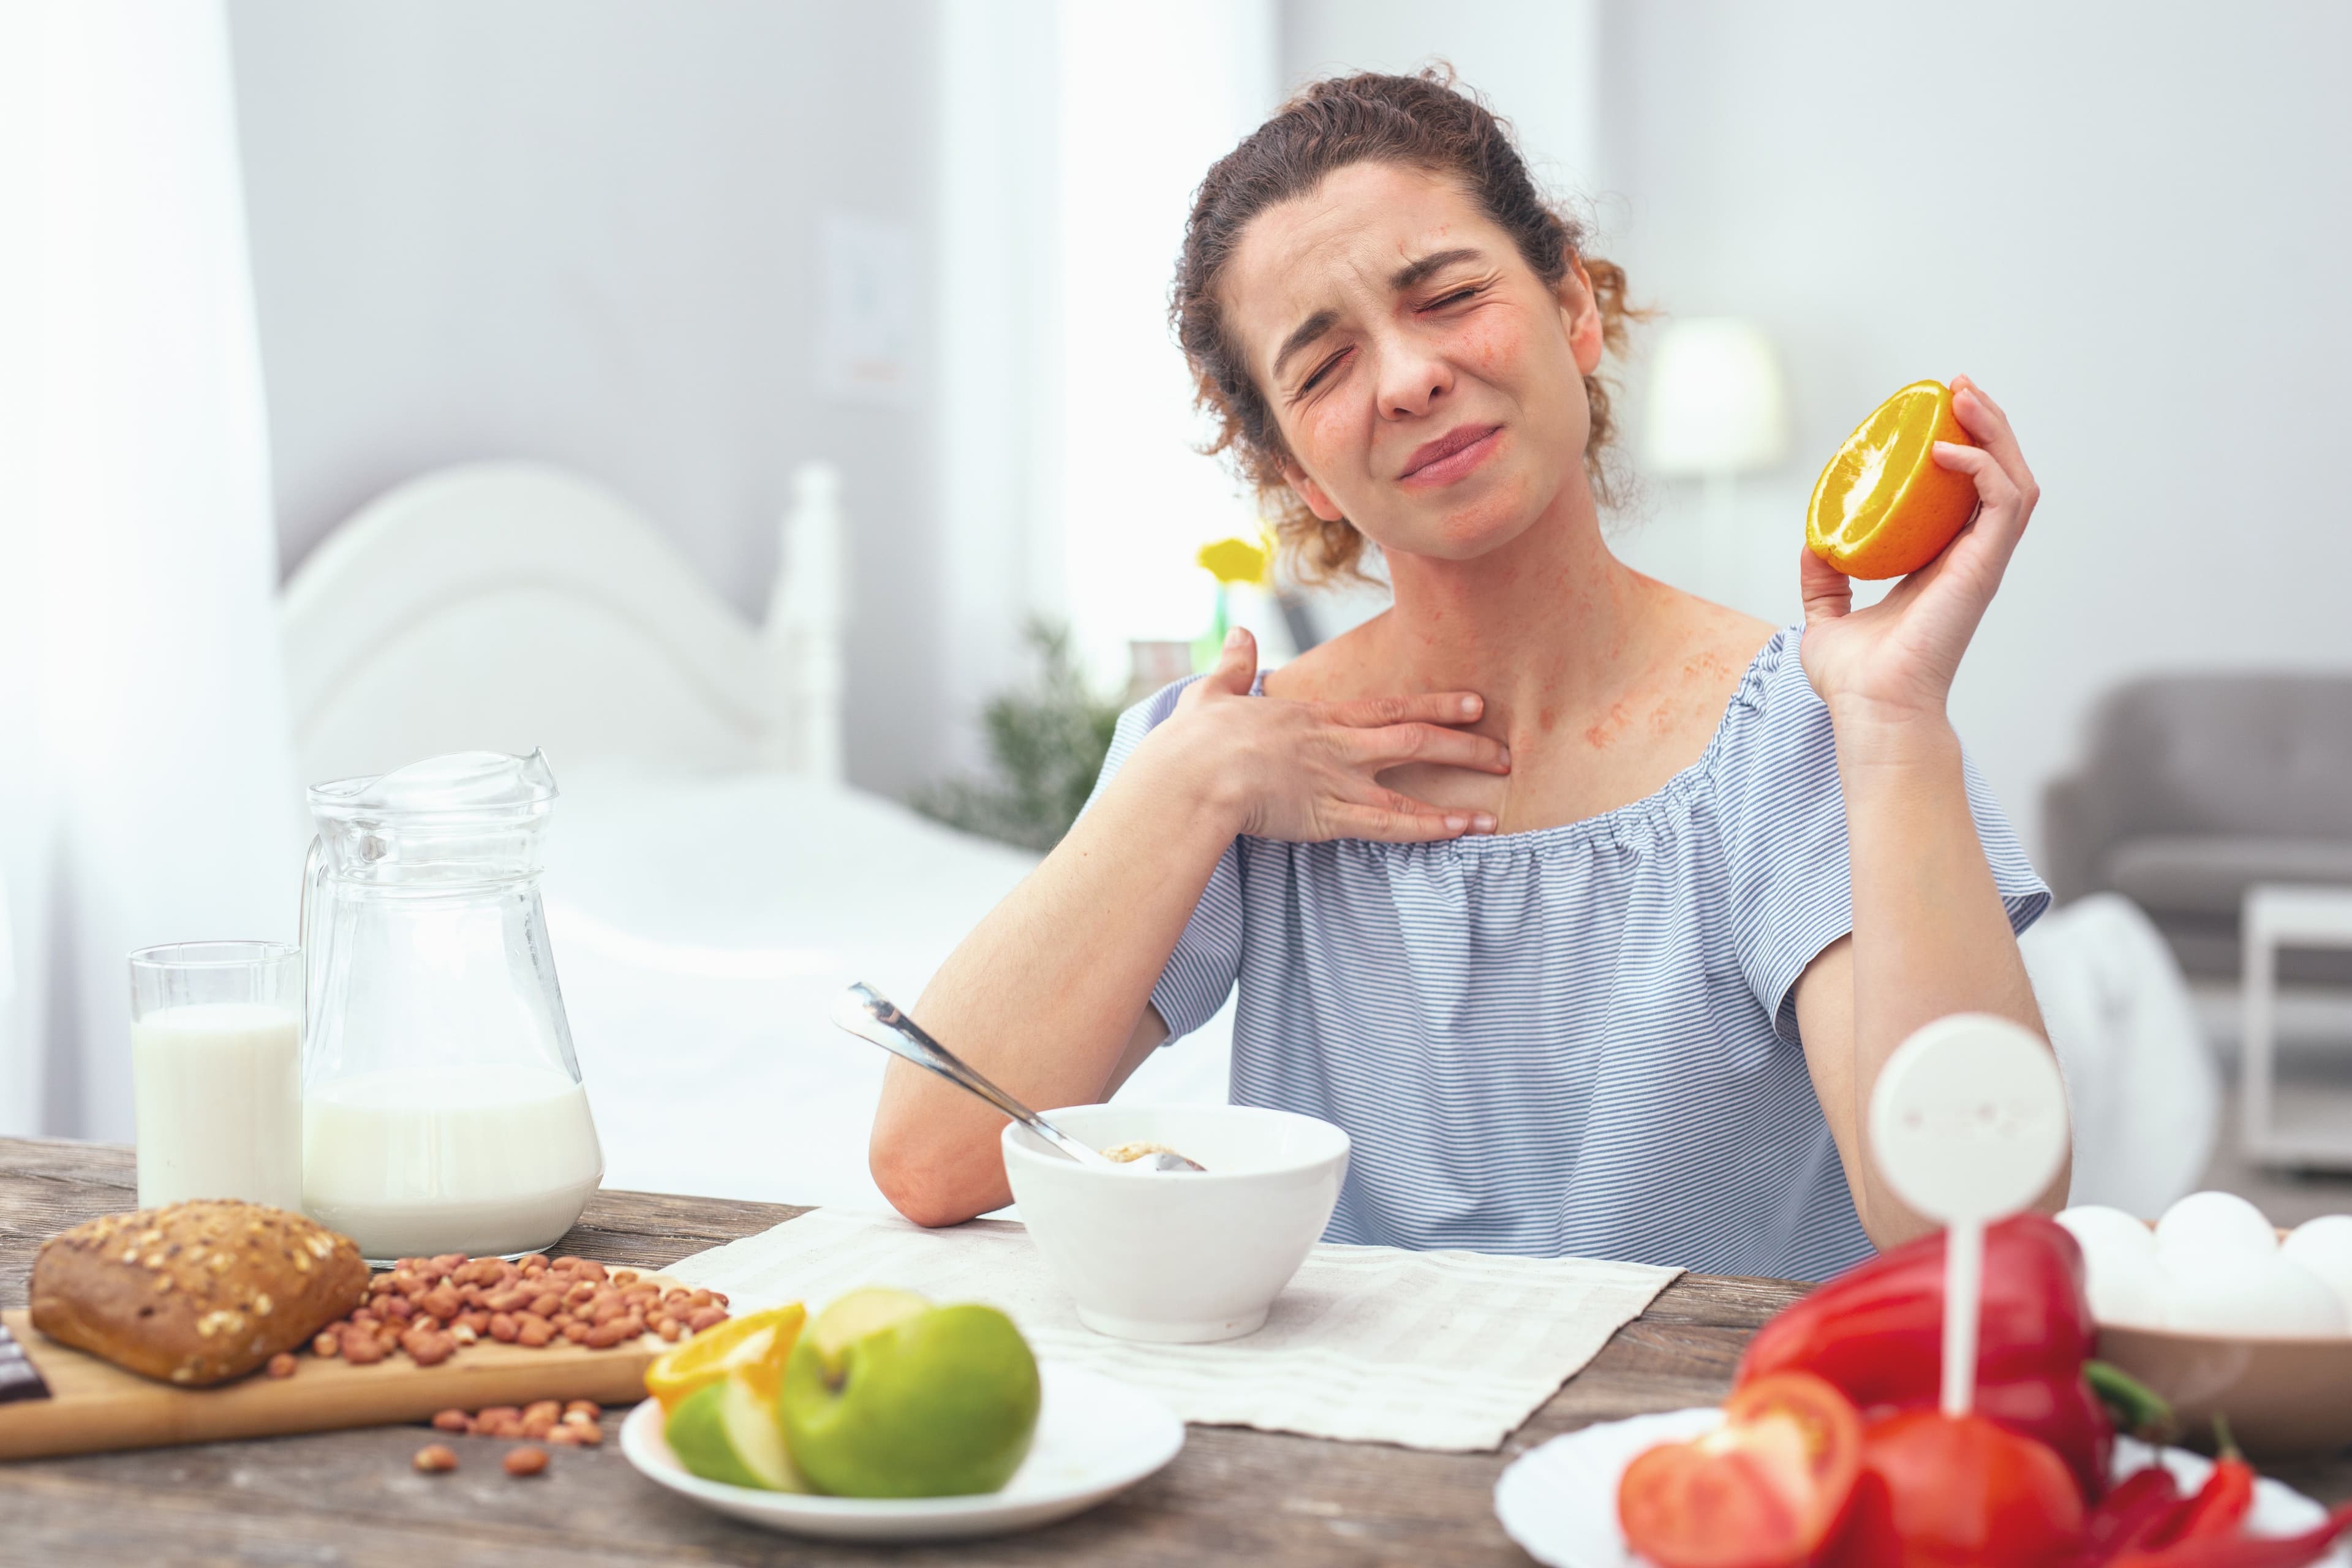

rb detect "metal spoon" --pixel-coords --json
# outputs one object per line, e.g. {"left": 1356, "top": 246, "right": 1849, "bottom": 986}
{"left": 831, "top": 982, "right": 1204, "bottom": 1172}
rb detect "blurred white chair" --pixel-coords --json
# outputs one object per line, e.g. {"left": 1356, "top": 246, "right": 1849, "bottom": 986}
{"left": 2023, "top": 892, "right": 2220, "bottom": 1216}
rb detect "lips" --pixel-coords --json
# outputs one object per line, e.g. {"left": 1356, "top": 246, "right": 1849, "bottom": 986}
{"left": 1398, "top": 423, "right": 1502, "bottom": 485}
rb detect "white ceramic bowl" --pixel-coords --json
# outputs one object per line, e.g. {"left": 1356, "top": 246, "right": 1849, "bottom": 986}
{"left": 1000, "top": 1104, "right": 1349, "bottom": 1344}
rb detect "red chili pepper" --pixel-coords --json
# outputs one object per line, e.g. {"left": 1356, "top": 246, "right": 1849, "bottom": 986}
{"left": 2107, "top": 1502, "right": 2352, "bottom": 1568}
{"left": 2135, "top": 1420, "right": 2258, "bottom": 1550}
{"left": 1737, "top": 1214, "right": 2112, "bottom": 1502}
{"left": 2064, "top": 1465, "right": 2187, "bottom": 1566}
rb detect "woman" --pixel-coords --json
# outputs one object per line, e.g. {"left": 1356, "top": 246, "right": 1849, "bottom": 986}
{"left": 871, "top": 71, "right": 2057, "bottom": 1279}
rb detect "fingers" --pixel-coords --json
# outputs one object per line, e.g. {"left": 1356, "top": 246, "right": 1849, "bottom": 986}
{"left": 1324, "top": 690, "right": 1485, "bottom": 729}
{"left": 1945, "top": 375, "right": 2040, "bottom": 520}
{"left": 1329, "top": 796, "right": 1496, "bottom": 843}
{"left": 1204, "top": 625, "right": 1258, "bottom": 696}
{"left": 1343, "top": 721, "right": 1511, "bottom": 774}
{"left": 1800, "top": 543, "right": 1852, "bottom": 626}
{"left": 1928, "top": 440, "right": 2026, "bottom": 561}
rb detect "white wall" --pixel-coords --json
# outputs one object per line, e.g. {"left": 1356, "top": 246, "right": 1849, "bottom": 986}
{"left": 1600, "top": 0, "right": 2352, "bottom": 859}
{"left": 1281, "top": 0, "right": 1601, "bottom": 194}
{"left": 225, "top": 0, "right": 947, "bottom": 795}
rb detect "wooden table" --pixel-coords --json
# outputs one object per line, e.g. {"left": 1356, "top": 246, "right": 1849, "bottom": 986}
{"left": 11, "top": 1137, "right": 2340, "bottom": 1565}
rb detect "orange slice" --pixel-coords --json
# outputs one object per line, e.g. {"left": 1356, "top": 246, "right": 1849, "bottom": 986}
{"left": 1805, "top": 380, "right": 1979, "bottom": 579}
{"left": 644, "top": 1302, "right": 805, "bottom": 1413}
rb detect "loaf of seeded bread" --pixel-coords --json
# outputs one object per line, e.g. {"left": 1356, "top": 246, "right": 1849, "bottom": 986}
{"left": 29, "top": 1200, "right": 368, "bottom": 1387}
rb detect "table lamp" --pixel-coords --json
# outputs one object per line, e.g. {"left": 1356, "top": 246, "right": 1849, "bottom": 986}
{"left": 1641, "top": 318, "right": 1790, "bottom": 600}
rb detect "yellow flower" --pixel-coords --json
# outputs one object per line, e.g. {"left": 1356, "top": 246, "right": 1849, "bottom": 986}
{"left": 1197, "top": 535, "right": 1270, "bottom": 587}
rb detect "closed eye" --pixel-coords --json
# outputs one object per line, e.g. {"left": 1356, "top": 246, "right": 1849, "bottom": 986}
{"left": 1298, "top": 347, "right": 1351, "bottom": 393}
{"left": 1422, "top": 285, "right": 1483, "bottom": 311}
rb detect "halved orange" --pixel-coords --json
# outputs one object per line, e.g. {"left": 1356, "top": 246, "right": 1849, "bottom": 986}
{"left": 1806, "top": 380, "right": 1980, "bottom": 579}
{"left": 644, "top": 1302, "right": 805, "bottom": 1413}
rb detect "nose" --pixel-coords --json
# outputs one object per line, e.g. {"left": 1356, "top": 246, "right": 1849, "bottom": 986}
{"left": 1373, "top": 332, "right": 1453, "bottom": 421}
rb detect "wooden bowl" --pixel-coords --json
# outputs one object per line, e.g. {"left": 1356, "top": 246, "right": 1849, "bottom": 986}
{"left": 2096, "top": 1323, "right": 2352, "bottom": 1458}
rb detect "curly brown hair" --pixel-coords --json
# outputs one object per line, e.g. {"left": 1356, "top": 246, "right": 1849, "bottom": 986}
{"left": 1171, "top": 68, "right": 1638, "bottom": 584}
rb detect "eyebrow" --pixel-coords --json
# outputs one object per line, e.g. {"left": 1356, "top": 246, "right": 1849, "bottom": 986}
{"left": 1267, "top": 248, "right": 1490, "bottom": 383}
{"left": 1390, "top": 246, "right": 1483, "bottom": 291}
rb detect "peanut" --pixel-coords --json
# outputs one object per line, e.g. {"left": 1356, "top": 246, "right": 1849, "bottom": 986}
{"left": 413, "top": 1444, "right": 459, "bottom": 1474}
{"left": 503, "top": 1446, "right": 549, "bottom": 1477}
{"left": 312, "top": 1331, "right": 340, "bottom": 1358}
{"left": 518, "top": 1254, "right": 549, "bottom": 1270}
{"left": 420, "top": 1285, "right": 463, "bottom": 1321}
{"left": 612, "top": 1270, "right": 639, "bottom": 1286}
{"left": 569, "top": 1423, "right": 604, "bottom": 1447}
{"left": 486, "top": 1287, "right": 529, "bottom": 1313}
{"left": 564, "top": 1400, "right": 601, "bottom": 1421}
{"left": 520, "top": 1412, "right": 557, "bottom": 1439}
{"left": 266, "top": 1352, "right": 297, "bottom": 1379}
{"left": 529, "top": 1292, "right": 563, "bottom": 1317}
{"left": 516, "top": 1314, "right": 555, "bottom": 1349}
{"left": 655, "top": 1318, "right": 682, "bottom": 1343}
{"left": 488, "top": 1313, "right": 519, "bottom": 1343}
{"left": 341, "top": 1330, "right": 388, "bottom": 1365}
{"left": 524, "top": 1400, "right": 562, "bottom": 1423}
{"left": 583, "top": 1321, "right": 630, "bottom": 1349}
{"left": 544, "top": 1425, "right": 582, "bottom": 1447}
{"left": 431, "top": 1409, "right": 472, "bottom": 1434}
{"left": 450, "top": 1324, "right": 478, "bottom": 1346}
{"left": 401, "top": 1327, "right": 454, "bottom": 1367}
{"left": 687, "top": 1306, "right": 728, "bottom": 1333}
{"left": 560, "top": 1320, "right": 592, "bottom": 1344}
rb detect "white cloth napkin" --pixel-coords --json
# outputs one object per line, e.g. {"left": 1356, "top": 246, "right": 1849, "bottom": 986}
{"left": 664, "top": 1207, "right": 1681, "bottom": 1452}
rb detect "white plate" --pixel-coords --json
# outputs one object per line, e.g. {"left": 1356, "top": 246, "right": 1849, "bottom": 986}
{"left": 1493, "top": 1407, "right": 2352, "bottom": 1568}
{"left": 619, "top": 1362, "right": 1183, "bottom": 1542}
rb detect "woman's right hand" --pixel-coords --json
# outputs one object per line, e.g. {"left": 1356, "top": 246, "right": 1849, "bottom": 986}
{"left": 1139, "top": 627, "right": 1509, "bottom": 842}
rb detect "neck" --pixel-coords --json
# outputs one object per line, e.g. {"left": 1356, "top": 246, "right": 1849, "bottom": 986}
{"left": 1370, "top": 476, "right": 1657, "bottom": 728}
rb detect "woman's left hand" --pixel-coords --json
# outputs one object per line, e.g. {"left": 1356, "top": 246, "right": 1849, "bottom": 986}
{"left": 1798, "top": 375, "right": 2040, "bottom": 726}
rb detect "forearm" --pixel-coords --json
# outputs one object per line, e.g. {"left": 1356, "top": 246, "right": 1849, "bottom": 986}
{"left": 870, "top": 731, "right": 1237, "bottom": 1223}
{"left": 1831, "top": 704, "right": 2060, "bottom": 1244}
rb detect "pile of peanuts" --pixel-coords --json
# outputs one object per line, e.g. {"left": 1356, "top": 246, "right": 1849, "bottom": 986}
{"left": 432, "top": 1398, "right": 604, "bottom": 1447}
{"left": 308, "top": 1253, "right": 731, "bottom": 1370}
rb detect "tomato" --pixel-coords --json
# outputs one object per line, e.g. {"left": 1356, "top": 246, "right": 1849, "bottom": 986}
{"left": 1617, "top": 1372, "right": 1863, "bottom": 1568}
{"left": 1820, "top": 1409, "right": 2086, "bottom": 1568}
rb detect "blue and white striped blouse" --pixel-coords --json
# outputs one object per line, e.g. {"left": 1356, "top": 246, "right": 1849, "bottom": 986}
{"left": 1092, "top": 625, "right": 2048, "bottom": 1281}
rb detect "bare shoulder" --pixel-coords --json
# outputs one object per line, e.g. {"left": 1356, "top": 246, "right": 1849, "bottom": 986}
{"left": 1629, "top": 577, "right": 1777, "bottom": 701}
{"left": 1258, "top": 612, "right": 1392, "bottom": 704}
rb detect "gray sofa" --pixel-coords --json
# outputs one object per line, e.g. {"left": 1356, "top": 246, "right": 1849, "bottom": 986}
{"left": 2043, "top": 674, "right": 2352, "bottom": 983}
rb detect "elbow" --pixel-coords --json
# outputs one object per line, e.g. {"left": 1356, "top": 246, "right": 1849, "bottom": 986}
{"left": 869, "top": 1119, "right": 996, "bottom": 1230}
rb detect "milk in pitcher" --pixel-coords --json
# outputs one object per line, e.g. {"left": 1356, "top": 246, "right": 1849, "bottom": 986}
{"left": 302, "top": 1062, "right": 603, "bottom": 1261}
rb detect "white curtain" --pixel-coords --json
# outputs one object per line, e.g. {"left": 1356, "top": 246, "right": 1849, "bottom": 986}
{"left": 0, "top": 1, "right": 302, "bottom": 1140}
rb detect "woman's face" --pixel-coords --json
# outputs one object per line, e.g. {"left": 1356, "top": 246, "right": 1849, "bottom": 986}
{"left": 1222, "top": 162, "right": 1605, "bottom": 564}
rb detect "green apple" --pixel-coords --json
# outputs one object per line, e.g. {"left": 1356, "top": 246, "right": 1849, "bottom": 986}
{"left": 665, "top": 1371, "right": 810, "bottom": 1492}
{"left": 780, "top": 1290, "right": 1041, "bottom": 1498}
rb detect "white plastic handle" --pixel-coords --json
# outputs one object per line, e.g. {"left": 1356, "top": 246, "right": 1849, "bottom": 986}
{"left": 1868, "top": 1014, "right": 2069, "bottom": 1417}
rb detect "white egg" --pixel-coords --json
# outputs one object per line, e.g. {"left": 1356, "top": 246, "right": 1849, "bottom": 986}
{"left": 2057, "top": 1205, "right": 2166, "bottom": 1327}
{"left": 2282, "top": 1215, "right": 2352, "bottom": 1325}
{"left": 2155, "top": 1191, "right": 2278, "bottom": 1275}
{"left": 2163, "top": 1254, "right": 2346, "bottom": 1338}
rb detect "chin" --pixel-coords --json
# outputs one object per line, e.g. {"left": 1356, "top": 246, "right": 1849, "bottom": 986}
{"left": 1412, "top": 476, "right": 1545, "bottom": 560}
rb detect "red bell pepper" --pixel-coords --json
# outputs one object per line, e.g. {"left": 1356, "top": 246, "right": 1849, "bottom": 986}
{"left": 1737, "top": 1214, "right": 2111, "bottom": 1503}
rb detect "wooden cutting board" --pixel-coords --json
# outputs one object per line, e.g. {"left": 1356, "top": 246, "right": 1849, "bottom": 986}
{"left": 0, "top": 1269, "right": 688, "bottom": 1460}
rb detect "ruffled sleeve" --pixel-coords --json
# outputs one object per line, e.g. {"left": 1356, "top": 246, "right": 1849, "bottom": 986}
{"left": 1711, "top": 630, "right": 2051, "bottom": 1041}
{"left": 1082, "top": 677, "right": 1245, "bottom": 1044}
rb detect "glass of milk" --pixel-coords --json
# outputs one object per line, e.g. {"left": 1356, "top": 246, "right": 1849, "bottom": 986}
{"left": 129, "top": 941, "right": 305, "bottom": 1212}
{"left": 300, "top": 750, "right": 602, "bottom": 1265}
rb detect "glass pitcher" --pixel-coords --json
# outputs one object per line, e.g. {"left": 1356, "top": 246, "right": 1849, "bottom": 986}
{"left": 300, "top": 750, "right": 602, "bottom": 1264}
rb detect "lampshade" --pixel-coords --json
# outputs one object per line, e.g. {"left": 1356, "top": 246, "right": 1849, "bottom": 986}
{"left": 1642, "top": 318, "right": 1790, "bottom": 477}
